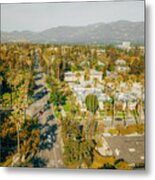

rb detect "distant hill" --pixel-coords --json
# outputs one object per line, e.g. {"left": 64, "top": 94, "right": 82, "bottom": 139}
{"left": 1, "top": 21, "right": 144, "bottom": 44}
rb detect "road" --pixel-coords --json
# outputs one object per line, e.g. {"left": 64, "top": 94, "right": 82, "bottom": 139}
{"left": 27, "top": 61, "right": 64, "bottom": 168}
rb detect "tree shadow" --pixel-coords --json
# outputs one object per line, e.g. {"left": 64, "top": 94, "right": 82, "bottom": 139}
{"left": 34, "top": 76, "right": 42, "bottom": 81}
{"left": 30, "top": 156, "right": 48, "bottom": 167}
{"left": 42, "top": 104, "right": 51, "bottom": 113}
{"left": 38, "top": 123, "right": 57, "bottom": 151}
{"left": 35, "top": 71, "right": 42, "bottom": 75}
{"left": 33, "top": 84, "right": 43, "bottom": 91}
{"left": 46, "top": 114, "right": 54, "bottom": 123}
{"left": 28, "top": 123, "right": 58, "bottom": 167}
{"left": 32, "top": 89, "right": 48, "bottom": 102}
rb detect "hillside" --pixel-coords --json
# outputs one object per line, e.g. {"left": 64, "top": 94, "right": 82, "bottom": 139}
{"left": 1, "top": 21, "right": 144, "bottom": 44}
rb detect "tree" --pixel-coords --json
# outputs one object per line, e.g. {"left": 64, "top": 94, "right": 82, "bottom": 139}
{"left": 110, "top": 95, "right": 115, "bottom": 127}
{"left": 85, "top": 94, "right": 99, "bottom": 138}
{"left": 85, "top": 94, "right": 99, "bottom": 114}
{"left": 85, "top": 68, "right": 90, "bottom": 81}
{"left": 50, "top": 89, "right": 66, "bottom": 106}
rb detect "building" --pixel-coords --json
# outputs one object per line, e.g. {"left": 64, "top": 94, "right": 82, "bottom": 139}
{"left": 89, "top": 69, "right": 103, "bottom": 82}
{"left": 118, "top": 41, "right": 131, "bottom": 51}
{"left": 64, "top": 69, "right": 103, "bottom": 83}
{"left": 115, "top": 59, "right": 126, "bottom": 65}
{"left": 64, "top": 71, "right": 85, "bottom": 82}
{"left": 115, "top": 59, "right": 130, "bottom": 73}
{"left": 122, "top": 41, "right": 131, "bottom": 50}
{"left": 103, "top": 135, "right": 144, "bottom": 167}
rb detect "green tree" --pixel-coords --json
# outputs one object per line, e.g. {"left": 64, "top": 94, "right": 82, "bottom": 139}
{"left": 50, "top": 89, "right": 66, "bottom": 106}
{"left": 85, "top": 94, "right": 99, "bottom": 138}
{"left": 85, "top": 94, "right": 99, "bottom": 114}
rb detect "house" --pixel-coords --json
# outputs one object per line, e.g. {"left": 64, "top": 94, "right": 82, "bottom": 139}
{"left": 103, "top": 135, "right": 144, "bottom": 167}
{"left": 115, "top": 59, "right": 130, "bottom": 73}
{"left": 122, "top": 41, "right": 131, "bottom": 50}
{"left": 115, "top": 66, "right": 130, "bottom": 72}
{"left": 118, "top": 41, "right": 131, "bottom": 51}
{"left": 96, "top": 49, "right": 105, "bottom": 56}
{"left": 115, "top": 59, "right": 126, "bottom": 65}
{"left": 64, "top": 71, "right": 85, "bottom": 82}
{"left": 98, "top": 61, "right": 105, "bottom": 67}
{"left": 90, "top": 69, "right": 103, "bottom": 82}
{"left": 131, "top": 82, "right": 142, "bottom": 98}
{"left": 64, "top": 69, "right": 103, "bottom": 83}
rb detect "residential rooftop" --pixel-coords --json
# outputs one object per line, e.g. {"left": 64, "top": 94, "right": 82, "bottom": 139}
{"left": 103, "top": 135, "right": 145, "bottom": 166}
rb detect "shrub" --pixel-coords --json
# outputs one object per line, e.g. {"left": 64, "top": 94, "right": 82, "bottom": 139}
{"left": 91, "top": 150, "right": 115, "bottom": 169}
{"left": 115, "top": 160, "right": 132, "bottom": 170}
{"left": 116, "top": 124, "right": 144, "bottom": 135}
{"left": 108, "top": 128, "right": 118, "bottom": 135}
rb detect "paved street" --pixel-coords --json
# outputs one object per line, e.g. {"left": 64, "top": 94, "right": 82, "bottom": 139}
{"left": 27, "top": 61, "right": 63, "bottom": 168}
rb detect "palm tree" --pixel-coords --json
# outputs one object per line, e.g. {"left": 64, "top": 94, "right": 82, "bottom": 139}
{"left": 110, "top": 95, "right": 115, "bottom": 127}
{"left": 7, "top": 72, "right": 16, "bottom": 106}
{"left": 122, "top": 100, "right": 127, "bottom": 127}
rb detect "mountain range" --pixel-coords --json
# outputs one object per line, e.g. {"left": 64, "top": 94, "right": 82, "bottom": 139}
{"left": 1, "top": 21, "right": 144, "bottom": 44}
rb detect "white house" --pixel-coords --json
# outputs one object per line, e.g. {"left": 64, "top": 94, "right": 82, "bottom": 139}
{"left": 64, "top": 69, "right": 103, "bottom": 83}
{"left": 117, "top": 41, "right": 131, "bottom": 51}
{"left": 115, "top": 66, "right": 130, "bottom": 72}
{"left": 90, "top": 69, "right": 103, "bottom": 82}
{"left": 115, "top": 59, "right": 130, "bottom": 73}
{"left": 115, "top": 59, "right": 126, "bottom": 65}
{"left": 64, "top": 71, "right": 85, "bottom": 82}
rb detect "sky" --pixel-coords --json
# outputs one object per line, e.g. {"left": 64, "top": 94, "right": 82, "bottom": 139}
{"left": 1, "top": 0, "right": 145, "bottom": 32}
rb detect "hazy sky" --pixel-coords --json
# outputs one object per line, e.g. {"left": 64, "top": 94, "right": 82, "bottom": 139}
{"left": 1, "top": 1, "right": 144, "bottom": 32}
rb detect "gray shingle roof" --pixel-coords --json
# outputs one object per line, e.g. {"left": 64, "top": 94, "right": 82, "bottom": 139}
{"left": 104, "top": 135, "right": 145, "bottom": 165}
